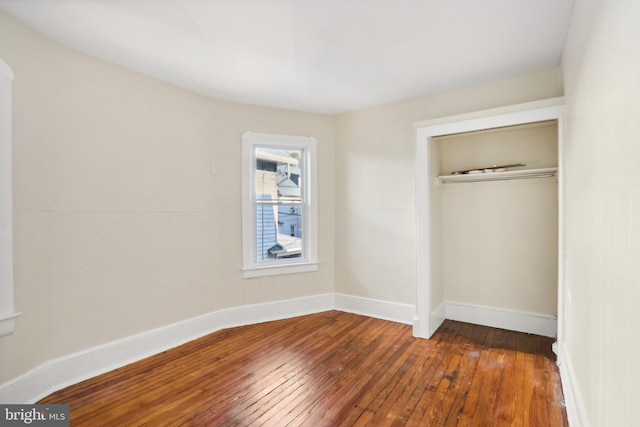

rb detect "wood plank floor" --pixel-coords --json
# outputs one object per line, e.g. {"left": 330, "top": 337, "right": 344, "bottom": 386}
{"left": 39, "top": 311, "right": 568, "bottom": 426}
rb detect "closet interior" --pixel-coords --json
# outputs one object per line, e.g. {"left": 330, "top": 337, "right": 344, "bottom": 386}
{"left": 431, "top": 120, "right": 559, "bottom": 327}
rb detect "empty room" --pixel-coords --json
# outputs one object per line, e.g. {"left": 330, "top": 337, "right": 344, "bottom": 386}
{"left": 0, "top": 0, "right": 638, "bottom": 426}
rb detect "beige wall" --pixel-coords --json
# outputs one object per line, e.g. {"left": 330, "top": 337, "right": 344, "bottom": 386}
{"left": 437, "top": 122, "right": 558, "bottom": 175}
{"left": 437, "top": 123, "right": 558, "bottom": 315}
{"left": 0, "top": 11, "right": 335, "bottom": 383}
{"left": 562, "top": 0, "right": 640, "bottom": 425}
{"left": 334, "top": 70, "right": 563, "bottom": 304}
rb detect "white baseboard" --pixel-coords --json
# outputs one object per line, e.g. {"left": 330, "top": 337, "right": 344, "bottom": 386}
{"left": 429, "top": 302, "right": 447, "bottom": 336}
{"left": 442, "top": 301, "right": 557, "bottom": 338}
{"left": 334, "top": 293, "right": 415, "bottom": 325}
{"left": 0, "top": 293, "right": 334, "bottom": 404}
{"left": 1, "top": 293, "right": 414, "bottom": 403}
{"left": 0, "top": 295, "right": 557, "bottom": 405}
{"left": 558, "top": 345, "right": 590, "bottom": 427}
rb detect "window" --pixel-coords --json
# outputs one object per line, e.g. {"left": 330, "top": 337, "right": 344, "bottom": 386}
{"left": 242, "top": 132, "right": 318, "bottom": 278}
{"left": 0, "top": 59, "right": 19, "bottom": 336}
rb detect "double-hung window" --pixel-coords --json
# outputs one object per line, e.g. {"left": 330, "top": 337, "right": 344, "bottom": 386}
{"left": 241, "top": 132, "right": 318, "bottom": 278}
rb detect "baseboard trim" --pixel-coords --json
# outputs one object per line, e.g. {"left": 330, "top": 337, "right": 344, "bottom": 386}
{"left": 558, "top": 345, "right": 590, "bottom": 427}
{"left": 0, "top": 293, "right": 334, "bottom": 404}
{"left": 1, "top": 293, "right": 414, "bottom": 403}
{"left": 429, "top": 302, "right": 447, "bottom": 336}
{"left": 334, "top": 293, "right": 415, "bottom": 325}
{"left": 0, "top": 296, "right": 557, "bottom": 404}
{"left": 443, "top": 301, "right": 557, "bottom": 338}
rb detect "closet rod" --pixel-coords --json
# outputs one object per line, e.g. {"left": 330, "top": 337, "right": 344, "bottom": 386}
{"left": 440, "top": 174, "right": 554, "bottom": 184}
{"left": 437, "top": 167, "right": 558, "bottom": 184}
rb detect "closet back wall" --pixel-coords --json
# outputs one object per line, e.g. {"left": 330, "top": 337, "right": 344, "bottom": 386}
{"left": 437, "top": 123, "right": 558, "bottom": 316}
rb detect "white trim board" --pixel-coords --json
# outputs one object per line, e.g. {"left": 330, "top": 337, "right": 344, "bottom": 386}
{"left": 334, "top": 293, "right": 415, "bottom": 325}
{"left": 0, "top": 294, "right": 559, "bottom": 404}
{"left": 0, "top": 58, "right": 19, "bottom": 337}
{"left": 0, "top": 293, "right": 415, "bottom": 404}
{"left": 413, "top": 97, "right": 566, "bottom": 355}
{"left": 558, "top": 344, "right": 590, "bottom": 427}
{"left": 0, "top": 294, "right": 333, "bottom": 404}
{"left": 429, "top": 302, "right": 447, "bottom": 337}
{"left": 436, "top": 301, "right": 557, "bottom": 338}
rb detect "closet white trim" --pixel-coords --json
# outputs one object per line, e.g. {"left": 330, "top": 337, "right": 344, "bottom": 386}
{"left": 413, "top": 97, "right": 565, "bottom": 347}
{"left": 0, "top": 58, "right": 18, "bottom": 337}
{"left": 437, "top": 301, "right": 557, "bottom": 338}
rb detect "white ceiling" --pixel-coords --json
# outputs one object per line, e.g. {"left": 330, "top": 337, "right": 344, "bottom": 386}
{"left": 0, "top": 0, "right": 575, "bottom": 114}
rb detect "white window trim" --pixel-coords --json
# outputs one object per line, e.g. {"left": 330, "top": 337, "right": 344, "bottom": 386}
{"left": 241, "top": 131, "right": 318, "bottom": 279}
{"left": 0, "top": 58, "right": 20, "bottom": 336}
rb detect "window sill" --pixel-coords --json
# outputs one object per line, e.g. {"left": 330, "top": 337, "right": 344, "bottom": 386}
{"left": 242, "top": 261, "right": 319, "bottom": 279}
{"left": 0, "top": 312, "right": 21, "bottom": 337}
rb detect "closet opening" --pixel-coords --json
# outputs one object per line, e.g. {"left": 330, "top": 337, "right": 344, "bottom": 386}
{"left": 414, "top": 98, "right": 565, "bottom": 359}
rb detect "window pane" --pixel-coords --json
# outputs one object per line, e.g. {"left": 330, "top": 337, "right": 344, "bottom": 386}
{"left": 254, "top": 147, "right": 304, "bottom": 262}
{"left": 256, "top": 203, "right": 303, "bottom": 261}
{"left": 255, "top": 148, "right": 302, "bottom": 203}
{"left": 242, "top": 131, "right": 317, "bottom": 276}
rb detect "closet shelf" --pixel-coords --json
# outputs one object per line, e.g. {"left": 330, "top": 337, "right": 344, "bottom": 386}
{"left": 437, "top": 167, "right": 558, "bottom": 184}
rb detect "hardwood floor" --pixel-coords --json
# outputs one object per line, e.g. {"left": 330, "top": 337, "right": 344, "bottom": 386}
{"left": 39, "top": 311, "right": 568, "bottom": 426}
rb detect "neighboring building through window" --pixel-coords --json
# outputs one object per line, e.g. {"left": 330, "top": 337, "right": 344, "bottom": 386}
{"left": 242, "top": 132, "right": 318, "bottom": 278}
{"left": 255, "top": 147, "right": 302, "bottom": 260}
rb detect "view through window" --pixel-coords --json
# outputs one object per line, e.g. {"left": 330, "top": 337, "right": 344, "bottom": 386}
{"left": 255, "top": 147, "right": 304, "bottom": 261}
{"left": 242, "top": 131, "right": 317, "bottom": 278}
